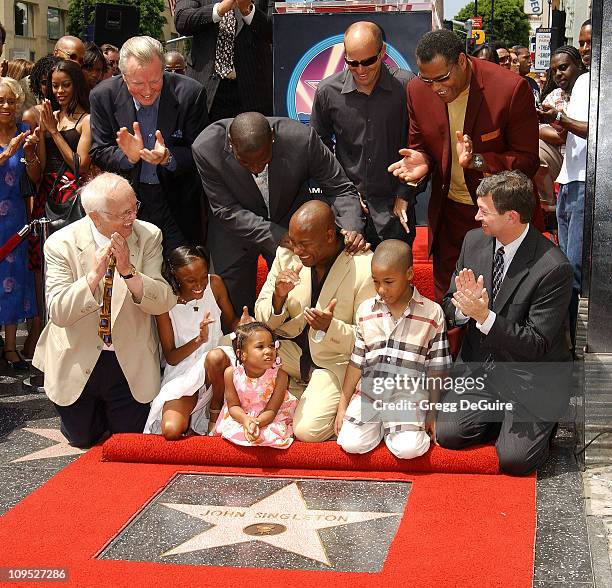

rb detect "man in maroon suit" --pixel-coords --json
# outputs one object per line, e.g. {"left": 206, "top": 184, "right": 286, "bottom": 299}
{"left": 390, "top": 29, "right": 540, "bottom": 301}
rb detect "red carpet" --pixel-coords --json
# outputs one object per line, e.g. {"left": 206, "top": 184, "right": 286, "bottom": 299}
{"left": 103, "top": 434, "right": 500, "bottom": 474}
{"left": 0, "top": 446, "right": 535, "bottom": 587}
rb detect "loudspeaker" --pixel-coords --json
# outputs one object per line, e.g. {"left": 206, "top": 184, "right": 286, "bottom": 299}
{"left": 550, "top": 10, "right": 567, "bottom": 50}
{"left": 93, "top": 3, "right": 140, "bottom": 49}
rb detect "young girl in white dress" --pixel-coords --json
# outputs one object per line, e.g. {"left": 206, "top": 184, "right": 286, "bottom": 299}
{"left": 144, "top": 245, "right": 252, "bottom": 439}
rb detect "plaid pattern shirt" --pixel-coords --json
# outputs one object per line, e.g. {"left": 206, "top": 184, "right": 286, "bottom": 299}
{"left": 345, "top": 287, "right": 452, "bottom": 433}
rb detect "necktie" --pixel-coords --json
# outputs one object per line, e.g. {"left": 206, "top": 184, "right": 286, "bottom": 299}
{"left": 98, "top": 256, "right": 116, "bottom": 345}
{"left": 485, "top": 246, "right": 505, "bottom": 370}
{"left": 214, "top": 9, "right": 236, "bottom": 78}
{"left": 492, "top": 246, "right": 505, "bottom": 301}
{"left": 253, "top": 165, "right": 270, "bottom": 218}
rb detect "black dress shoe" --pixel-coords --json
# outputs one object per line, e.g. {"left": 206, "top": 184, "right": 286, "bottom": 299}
{"left": 2, "top": 349, "right": 29, "bottom": 371}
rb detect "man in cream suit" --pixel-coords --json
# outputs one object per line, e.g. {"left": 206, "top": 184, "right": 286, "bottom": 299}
{"left": 255, "top": 201, "right": 376, "bottom": 442}
{"left": 33, "top": 173, "right": 174, "bottom": 448}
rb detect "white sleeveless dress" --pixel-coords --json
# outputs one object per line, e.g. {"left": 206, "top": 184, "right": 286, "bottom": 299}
{"left": 143, "top": 277, "right": 235, "bottom": 435}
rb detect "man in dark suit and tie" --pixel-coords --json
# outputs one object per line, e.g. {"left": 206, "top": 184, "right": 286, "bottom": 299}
{"left": 174, "top": 0, "right": 272, "bottom": 121}
{"left": 90, "top": 36, "right": 209, "bottom": 252}
{"left": 192, "top": 112, "right": 366, "bottom": 313}
{"left": 436, "top": 171, "right": 573, "bottom": 476}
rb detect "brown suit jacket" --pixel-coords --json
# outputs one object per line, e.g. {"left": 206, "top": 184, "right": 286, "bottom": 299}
{"left": 407, "top": 57, "right": 540, "bottom": 243}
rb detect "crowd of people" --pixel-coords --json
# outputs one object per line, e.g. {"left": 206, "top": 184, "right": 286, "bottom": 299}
{"left": 0, "top": 12, "right": 594, "bottom": 476}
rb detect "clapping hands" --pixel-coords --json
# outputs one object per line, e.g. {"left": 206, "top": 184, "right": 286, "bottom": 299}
{"left": 1, "top": 130, "right": 29, "bottom": 162}
{"left": 451, "top": 269, "right": 490, "bottom": 324}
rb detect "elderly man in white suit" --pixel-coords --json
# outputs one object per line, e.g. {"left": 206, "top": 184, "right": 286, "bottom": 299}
{"left": 33, "top": 173, "right": 174, "bottom": 447}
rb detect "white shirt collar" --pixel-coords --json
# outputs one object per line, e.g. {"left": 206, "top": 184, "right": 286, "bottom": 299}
{"left": 88, "top": 216, "right": 110, "bottom": 250}
{"left": 495, "top": 223, "right": 529, "bottom": 270}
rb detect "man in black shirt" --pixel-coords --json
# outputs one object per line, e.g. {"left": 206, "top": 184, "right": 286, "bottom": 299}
{"left": 310, "top": 21, "right": 419, "bottom": 247}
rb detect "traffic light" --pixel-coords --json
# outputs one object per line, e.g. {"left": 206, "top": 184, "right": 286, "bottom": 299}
{"left": 465, "top": 19, "right": 474, "bottom": 53}
{"left": 443, "top": 20, "right": 454, "bottom": 31}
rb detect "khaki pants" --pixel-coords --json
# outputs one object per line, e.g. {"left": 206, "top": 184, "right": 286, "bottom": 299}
{"left": 278, "top": 340, "right": 342, "bottom": 442}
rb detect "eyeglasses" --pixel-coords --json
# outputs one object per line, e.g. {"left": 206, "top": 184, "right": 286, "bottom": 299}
{"left": 344, "top": 49, "right": 381, "bottom": 68}
{"left": 418, "top": 63, "right": 457, "bottom": 84}
{"left": 100, "top": 200, "right": 141, "bottom": 221}
{"left": 56, "top": 48, "right": 84, "bottom": 65}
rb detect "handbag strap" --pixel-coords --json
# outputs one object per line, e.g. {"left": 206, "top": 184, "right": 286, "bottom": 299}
{"left": 48, "top": 161, "right": 68, "bottom": 196}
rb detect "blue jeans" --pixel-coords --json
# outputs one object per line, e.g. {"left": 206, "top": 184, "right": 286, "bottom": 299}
{"left": 556, "top": 181, "right": 585, "bottom": 346}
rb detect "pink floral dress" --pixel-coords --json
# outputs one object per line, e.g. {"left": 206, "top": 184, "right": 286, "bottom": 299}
{"left": 215, "top": 364, "right": 297, "bottom": 449}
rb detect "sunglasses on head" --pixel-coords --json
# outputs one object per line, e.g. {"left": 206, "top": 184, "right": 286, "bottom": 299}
{"left": 344, "top": 48, "right": 382, "bottom": 68}
{"left": 58, "top": 48, "right": 83, "bottom": 64}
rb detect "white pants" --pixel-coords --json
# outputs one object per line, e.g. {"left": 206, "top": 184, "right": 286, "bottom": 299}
{"left": 337, "top": 419, "right": 430, "bottom": 460}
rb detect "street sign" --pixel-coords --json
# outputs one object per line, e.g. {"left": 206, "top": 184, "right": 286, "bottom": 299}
{"left": 534, "top": 28, "right": 553, "bottom": 71}
{"left": 471, "top": 30, "right": 486, "bottom": 44}
{"left": 472, "top": 15, "right": 483, "bottom": 29}
{"left": 524, "top": 0, "right": 543, "bottom": 15}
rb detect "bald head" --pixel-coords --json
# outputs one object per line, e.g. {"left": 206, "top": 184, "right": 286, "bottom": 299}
{"left": 229, "top": 112, "right": 273, "bottom": 153}
{"left": 54, "top": 36, "right": 85, "bottom": 64}
{"left": 372, "top": 239, "right": 413, "bottom": 273}
{"left": 288, "top": 201, "right": 339, "bottom": 267}
{"left": 344, "top": 21, "right": 382, "bottom": 47}
{"left": 343, "top": 21, "right": 385, "bottom": 94}
{"left": 289, "top": 200, "right": 336, "bottom": 234}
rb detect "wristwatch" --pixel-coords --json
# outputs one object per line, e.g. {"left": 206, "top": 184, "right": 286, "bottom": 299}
{"left": 161, "top": 147, "right": 174, "bottom": 167}
{"left": 472, "top": 153, "right": 485, "bottom": 171}
{"left": 555, "top": 110, "right": 563, "bottom": 123}
{"left": 119, "top": 264, "right": 137, "bottom": 279}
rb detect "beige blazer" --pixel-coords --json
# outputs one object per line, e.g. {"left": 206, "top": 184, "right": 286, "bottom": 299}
{"left": 33, "top": 218, "right": 174, "bottom": 406}
{"left": 255, "top": 247, "right": 376, "bottom": 385}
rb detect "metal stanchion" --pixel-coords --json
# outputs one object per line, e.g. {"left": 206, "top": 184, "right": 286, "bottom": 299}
{"left": 23, "top": 218, "right": 50, "bottom": 393}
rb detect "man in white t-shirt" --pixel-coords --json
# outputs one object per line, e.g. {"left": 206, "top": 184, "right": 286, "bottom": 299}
{"left": 538, "top": 72, "right": 589, "bottom": 345}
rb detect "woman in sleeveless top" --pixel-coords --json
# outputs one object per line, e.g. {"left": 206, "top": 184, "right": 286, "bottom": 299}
{"left": 23, "top": 60, "right": 91, "bottom": 357}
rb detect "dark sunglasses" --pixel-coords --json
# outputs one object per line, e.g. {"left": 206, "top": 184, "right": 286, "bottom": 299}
{"left": 344, "top": 49, "right": 381, "bottom": 68}
{"left": 418, "top": 63, "right": 457, "bottom": 84}
{"left": 57, "top": 48, "right": 83, "bottom": 64}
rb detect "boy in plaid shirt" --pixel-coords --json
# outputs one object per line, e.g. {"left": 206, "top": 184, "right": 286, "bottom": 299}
{"left": 336, "top": 240, "right": 452, "bottom": 458}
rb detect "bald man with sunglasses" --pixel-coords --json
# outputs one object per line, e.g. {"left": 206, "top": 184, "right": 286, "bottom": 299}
{"left": 53, "top": 36, "right": 86, "bottom": 65}
{"left": 389, "top": 29, "right": 540, "bottom": 302}
{"left": 311, "top": 21, "right": 419, "bottom": 248}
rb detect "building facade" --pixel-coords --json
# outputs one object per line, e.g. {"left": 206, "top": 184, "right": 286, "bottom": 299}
{"left": 1, "top": 1, "right": 177, "bottom": 62}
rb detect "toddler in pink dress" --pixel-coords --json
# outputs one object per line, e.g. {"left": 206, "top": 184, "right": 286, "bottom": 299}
{"left": 215, "top": 322, "right": 297, "bottom": 449}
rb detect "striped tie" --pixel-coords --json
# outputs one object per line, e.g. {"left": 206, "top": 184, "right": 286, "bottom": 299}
{"left": 98, "top": 256, "right": 116, "bottom": 345}
{"left": 492, "top": 246, "right": 505, "bottom": 301}
{"left": 485, "top": 246, "right": 505, "bottom": 370}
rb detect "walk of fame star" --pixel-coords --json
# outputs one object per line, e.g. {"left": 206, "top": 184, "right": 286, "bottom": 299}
{"left": 161, "top": 481, "right": 400, "bottom": 566}
{"left": 11, "top": 428, "right": 84, "bottom": 463}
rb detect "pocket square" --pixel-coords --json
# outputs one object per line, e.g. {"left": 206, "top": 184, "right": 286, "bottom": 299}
{"left": 171, "top": 129, "right": 183, "bottom": 139}
{"left": 481, "top": 128, "right": 501, "bottom": 142}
